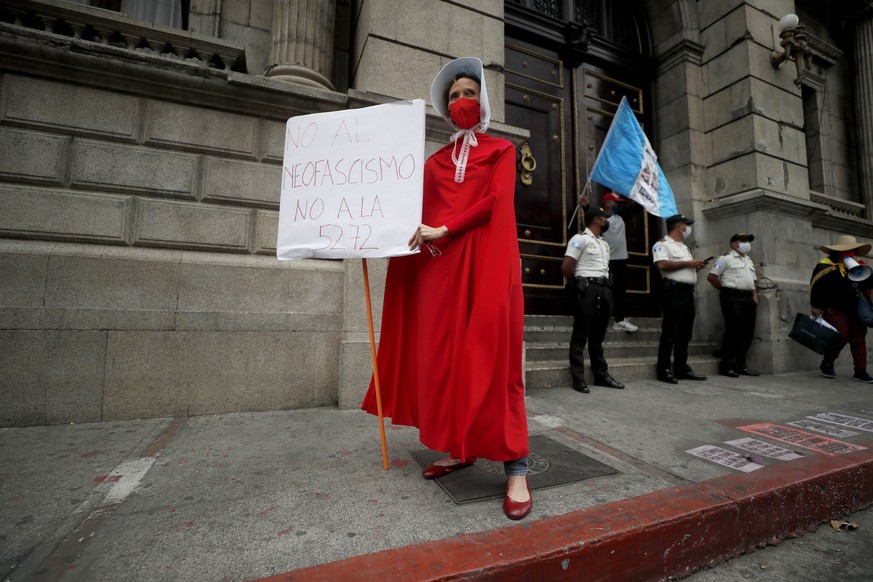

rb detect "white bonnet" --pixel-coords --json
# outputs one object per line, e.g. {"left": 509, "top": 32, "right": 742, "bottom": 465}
{"left": 429, "top": 56, "right": 491, "bottom": 132}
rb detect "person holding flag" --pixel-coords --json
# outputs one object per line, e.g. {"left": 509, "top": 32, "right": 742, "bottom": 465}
{"left": 601, "top": 192, "right": 639, "bottom": 333}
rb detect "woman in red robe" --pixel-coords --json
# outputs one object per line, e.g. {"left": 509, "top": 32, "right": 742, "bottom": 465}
{"left": 361, "top": 57, "right": 531, "bottom": 520}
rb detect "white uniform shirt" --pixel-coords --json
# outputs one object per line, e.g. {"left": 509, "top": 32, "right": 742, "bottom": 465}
{"left": 652, "top": 235, "right": 697, "bottom": 284}
{"left": 602, "top": 214, "right": 628, "bottom": 260}
{"left": 566, "top": 228, "right": 610, "bottom": 278}
{"left": 709, "top": 249, "right": 756, "bottom": 290}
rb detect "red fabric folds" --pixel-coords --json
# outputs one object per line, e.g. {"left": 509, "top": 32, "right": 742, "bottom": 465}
{"left": 361, "top": 134, "right": 528, "bottom": 462}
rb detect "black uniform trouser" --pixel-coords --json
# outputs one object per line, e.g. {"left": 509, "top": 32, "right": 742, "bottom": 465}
{"left": 657, "top": 281, "right": 695, "bottom": 374}
{"left": 719, "top": 288, "right": 757, "bottom": 370}
{"left": 609, "top": 259, "right": 628, "bottom": 323}
{"left": 568, "top": 279, "right": 613, "bottom": 388}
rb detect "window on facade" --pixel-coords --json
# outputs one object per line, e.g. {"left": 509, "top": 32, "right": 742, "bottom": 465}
{"left": 506, "top": 0, "right": 647, "bottom": 54}
{"left": 802, "top": 84, "right": 826, "bottom": 194}
{"left": 68, "top": 0, "right": 189, "bottom": 29}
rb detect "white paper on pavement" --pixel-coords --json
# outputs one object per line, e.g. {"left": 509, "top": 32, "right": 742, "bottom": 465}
{"left": 686, "top": 445, "right": 764, "bottom": 473}
{"left": 724, "top": 437, "right": 804, "bottom": 461}
{"left": 788, "top": 419, "right": 860, "bottom": 438}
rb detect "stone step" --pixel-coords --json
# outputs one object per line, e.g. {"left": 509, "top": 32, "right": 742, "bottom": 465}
{"left": 524, "top": 357, "right": 721, "bottom": 389}
{"left": 525, "top": 341, "right": 718, "bottom": 362}
{"left": 524, "top": 314, "right": 662, "bottom": 331}
{"left": 525, "top": 327, "right": 664, "bottom": 344}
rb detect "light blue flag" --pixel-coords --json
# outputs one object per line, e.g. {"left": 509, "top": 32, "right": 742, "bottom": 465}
{"left": 589, "top": 96, "right": 678, "bottom": 218}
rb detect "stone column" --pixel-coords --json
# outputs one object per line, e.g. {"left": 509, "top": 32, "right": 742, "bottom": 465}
{"left": 856, "top": 16, "right": 873, "bottom": 208}
{"left": 266, "top": 0, "right": 336, "bottom": 90}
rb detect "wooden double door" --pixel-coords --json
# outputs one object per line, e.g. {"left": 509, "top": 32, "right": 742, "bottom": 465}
{"left": 505, "top": 40, "right": 661, "bottom": 316}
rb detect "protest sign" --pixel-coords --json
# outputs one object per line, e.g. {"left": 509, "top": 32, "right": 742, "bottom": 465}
{"left": 277, "top": 100, "right": 425, "bottom": 260}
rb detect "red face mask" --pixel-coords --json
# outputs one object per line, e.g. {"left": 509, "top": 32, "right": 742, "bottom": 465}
{"left": 448, "top": 98, "right": 481, "bottom": 130}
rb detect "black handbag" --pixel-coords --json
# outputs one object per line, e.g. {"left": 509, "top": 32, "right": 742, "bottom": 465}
{"left": 788, "top": 313, "right": 842, "bottom": 355}
{"left": 853, "top": 284, "right": 873, "bottom": 327}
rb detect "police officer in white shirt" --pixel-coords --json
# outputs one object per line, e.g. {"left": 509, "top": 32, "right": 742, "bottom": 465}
{"left": 562, "top": 207, "right": 625, "bottom": 393}
{"left": 653, "top": 214, "right": 709, "bottom": 383}
{"left": 707, "top": 233, "right": 759, "bottom": 377}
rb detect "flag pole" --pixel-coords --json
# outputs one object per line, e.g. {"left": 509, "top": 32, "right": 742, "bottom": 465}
{"left": 361, "top": 258, "right": 390, "bottom": 470}
{"left": 567, "top": 179, "right": 592, "bottom": 232}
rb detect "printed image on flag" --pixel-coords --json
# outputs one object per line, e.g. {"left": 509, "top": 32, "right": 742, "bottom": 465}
{"left": 589, "top": 96, "right": 678, "bottom": 218}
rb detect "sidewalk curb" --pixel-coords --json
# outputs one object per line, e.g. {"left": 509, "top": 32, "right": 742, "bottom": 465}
{"left": 261, "top": 441, "right": 873, "bottom": 581}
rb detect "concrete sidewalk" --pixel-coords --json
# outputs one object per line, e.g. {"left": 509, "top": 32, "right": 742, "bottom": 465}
{"left": 2, "top": 371, "right": 873, "bottom": 581}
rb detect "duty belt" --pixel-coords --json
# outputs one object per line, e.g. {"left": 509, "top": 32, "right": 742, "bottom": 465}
{"left": 722, "top": 288, "right": 754, "bottom": 296}
{"left": 663, "top": 280, "right": 694, "bottom": 288}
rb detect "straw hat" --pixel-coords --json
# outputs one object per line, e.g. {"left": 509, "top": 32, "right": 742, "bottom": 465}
{"left": 819, "top": 235, "right": 871, "bottom": 255}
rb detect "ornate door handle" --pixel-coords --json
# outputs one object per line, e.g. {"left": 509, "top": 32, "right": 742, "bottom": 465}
{"left": 518, "top": 142, "right": 537, "bottom": 186}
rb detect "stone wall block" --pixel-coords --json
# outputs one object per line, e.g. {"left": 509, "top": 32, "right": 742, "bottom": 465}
{"left": 133, "top": 198, "right": 251, "bottom": 251}
{"left": 100, "top": 330, "right": 341, "bottom": 420}
{"left": 759, "top": 117, "right": 805, "bottom": 166}
{"left": 355, "top": 39, "right": 441, "bottom": 104}
{"left": 103, "top": 332, "right": 191, "bottom": 420}
{"left": 222, "top": 20, "right": 272, "bottom": 76}
{"left": 176, "top": 257, "right": 344, "bottom": 315}
{"left": 707, "top": 115, "right": 757, "bottom": 165}
{"left": 709, "top": 153, "right": 807, "bottom": 199}
{"left": 697, "top": 0, "right": 745, "bottom": 31}
{"left": 2, "top": 75, "right": 139, "bottom": 141}
{"left": 364, "top": 0, "right": 501, "bottom": 57}
{"left": 709, "top": 154, "right": 758, "bottom": 199}
{"left": 0, "top": 246, "right": 49, "bottom": 310}
{"left": 0, "top": 331, "right": 47, "bottom": 427}
{"left": 0, "top": 186, "right": 129, "bottom": 243}
{"left": 202, "top": 157, "right": 281, "bottom": 207}
{"left": 338, "top": 339, "right": 372, "bottom": 409}
{"left": 222, "top": 0, "right": 251, "bottom": 26}
{"left": 175, "top": 311, "right": 342, "bottom": 331}
{"left": 655, "top": 94, "right": 698, "bottom": 141}
{"left": 71, "top": 140, "right": 199, "bottom": 196}
{"left": 254, "top": 209, "right": 279, "bottom": 254}
{"left": 44, "top": 331, "right": 107, "bottom": 424}
{"left": 187, "top": 331, "right": 340, "bottom": 415}
{"left": 653, "top": 63, "right": 689, "bottom": 105}
{"left": 260, "top": 119, "right": 286, "bottom": 162}
{"left": 0, "top": 127, "right": 68, "bottom": 185}
{"left": 45, "top": 253, "right": 180, "bottom": 314}
{"left": 658, "top": 131, "right": 693, "bottom": 172}
{"left": 704, "top": 42, "right": 751, "bottom": 96}
{"left": 144, "top": 101, "right": 257, "bottom": 158}
{"left": 704, "top": 78, "right": 802, "bottom": 132}
{"left": 250, "top": 0, "right": 273, "bottom": 30}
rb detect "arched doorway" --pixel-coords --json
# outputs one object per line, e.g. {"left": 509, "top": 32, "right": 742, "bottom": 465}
{"left": 505, "top": 0, "right": 661, "bottom": 316}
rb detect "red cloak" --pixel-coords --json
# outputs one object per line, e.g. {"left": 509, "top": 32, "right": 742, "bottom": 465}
{"left": 361, "top": 134, "right": 528, "bottom": 462}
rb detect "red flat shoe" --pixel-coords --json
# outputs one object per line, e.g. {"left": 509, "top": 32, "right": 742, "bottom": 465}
{"left": 503, "top": 480, "right": 532, "bottom": 520}
{"left": 421, "top": 458, "right": 476, "bottom": 480}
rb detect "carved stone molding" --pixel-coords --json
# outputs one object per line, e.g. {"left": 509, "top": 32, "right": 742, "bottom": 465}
{"left": 0, "top": 0, "right": 245, "bottom": 71}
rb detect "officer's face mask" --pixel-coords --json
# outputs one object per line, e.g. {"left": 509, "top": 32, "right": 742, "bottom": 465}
{"left": 738, "top": 242, "right": 752, "bottom": 253}
{"left": 682, "top": 225, "right": 693, "bottom": 238}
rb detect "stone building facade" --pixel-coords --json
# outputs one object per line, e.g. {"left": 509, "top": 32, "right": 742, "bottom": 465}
{"left": 1, "top": 0, "right": 872, "bottom": 427}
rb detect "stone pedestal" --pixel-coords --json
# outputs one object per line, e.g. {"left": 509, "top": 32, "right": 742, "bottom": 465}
{"left": 266, "top": 0, "right": 336, "bottom": 90}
